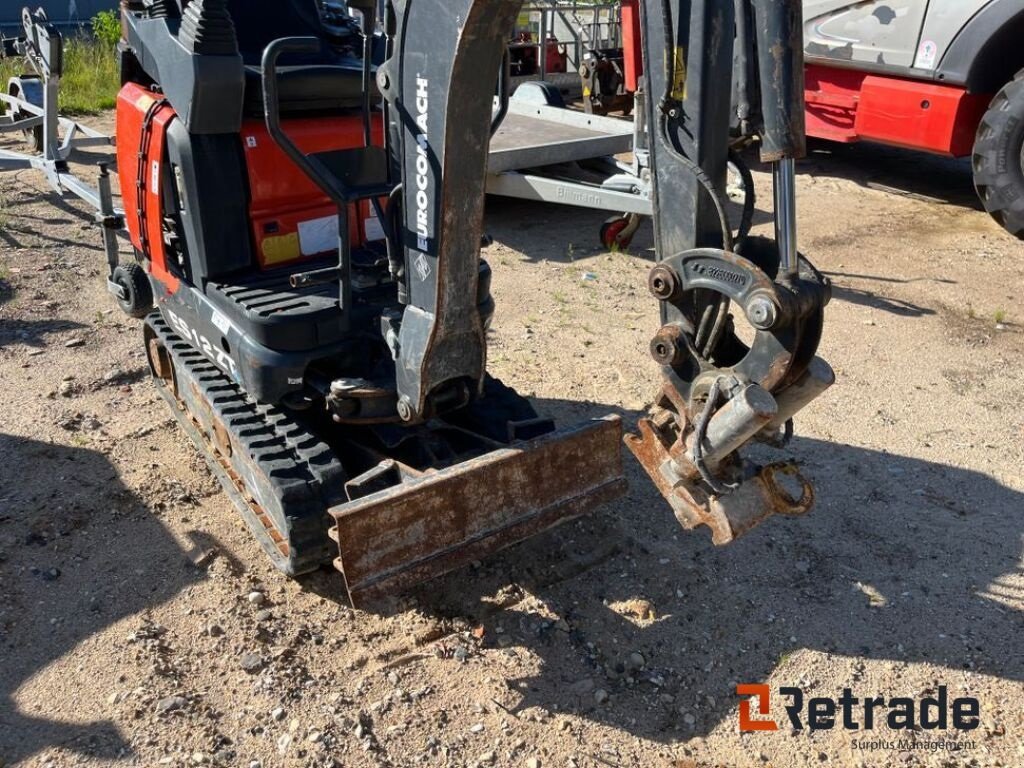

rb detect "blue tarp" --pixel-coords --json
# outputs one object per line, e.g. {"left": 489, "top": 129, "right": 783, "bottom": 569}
{"left": 0, "top": 0, "right": 119, "bottom": 30}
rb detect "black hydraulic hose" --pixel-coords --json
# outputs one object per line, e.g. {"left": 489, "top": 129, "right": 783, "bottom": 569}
{"left": 658, "top": 0, "right": 676, "bottom": 113}
{"left": 691, "top": 377, "right": 740, "bottom": 496}
{"left": 356, "top": 14, "right": 400, "bottom": 284}
{"left": 658, "top": 114, "right": 735, "bottom": 253}
{"left": 729, "top": 147, "right": 756, "bottom": 246}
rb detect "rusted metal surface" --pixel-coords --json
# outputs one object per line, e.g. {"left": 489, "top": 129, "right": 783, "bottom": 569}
{"left": 625, "top": 382, "right": 815, "bottom": 546}
{"left": 329, "top": 416, "right": 626, "bottom": 604}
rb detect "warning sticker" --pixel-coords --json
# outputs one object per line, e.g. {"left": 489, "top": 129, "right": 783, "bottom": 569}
{"left": 915, "top": 40, "right": 938, "bottom": 70}
{"left": 415, "top": 253, "right": 431, "bottom": 282}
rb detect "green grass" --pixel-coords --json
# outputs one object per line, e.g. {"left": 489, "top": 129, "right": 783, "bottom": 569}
{"left": 994, "top": 308, "right": 1007, "bottom": 324}
{"left": 0, "top": 34, "right": 119, "bottom": 116}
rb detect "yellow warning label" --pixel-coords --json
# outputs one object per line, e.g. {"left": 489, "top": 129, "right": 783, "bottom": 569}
{"left": 672, "top": 47, "right": 687, "bottom": 101}
{"left": 261, "top": 233, "right": 301, "bottom": 266}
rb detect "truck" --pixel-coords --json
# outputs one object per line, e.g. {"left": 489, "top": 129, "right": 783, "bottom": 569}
{"left": 802, "top": 1, "right": 1024, "bottom": 237}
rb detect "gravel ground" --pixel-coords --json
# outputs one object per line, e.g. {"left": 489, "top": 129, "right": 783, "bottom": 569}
{"left": 0, "top": 115, "right": 1022, "bottom": 768}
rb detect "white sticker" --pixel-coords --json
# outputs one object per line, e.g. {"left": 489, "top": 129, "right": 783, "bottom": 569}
{"left": 298, "top": 214, "right": 340, "bottom": 256}
{"left": 210, "top": 309, "right": 231, "bottom": 335}
{"left": 915, "top": 40, "right": 937, "bottom": 70}
{"left": 150, "top": 160, "right": 159, "bottom": 194}
{"left": 415, "top": 252, "right": 432, "bottom": 282}
{"left": 364, "top": 215, "right": 385, "bottom": 242}
{"left": 245, "top": 135, "right": 257, "bottom": 148}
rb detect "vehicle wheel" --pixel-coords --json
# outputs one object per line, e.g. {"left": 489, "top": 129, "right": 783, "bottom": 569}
{"left": 112, "top": 263, "right": 154, "bottom": 319}
{"left": 7, "top": 83, "right": 43, "bottom": 153}
{"left": 973, "top": 68, "right": 1024, "bottom": 239}
{"left": 600, "top": 213, "right": 641, "bottom": 251}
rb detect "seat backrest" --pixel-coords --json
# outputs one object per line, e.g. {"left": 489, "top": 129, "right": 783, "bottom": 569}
{"left": 226, "top": 0, "right": 335, "bottom": 64}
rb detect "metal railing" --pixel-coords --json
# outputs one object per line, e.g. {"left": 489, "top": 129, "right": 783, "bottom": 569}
{"left": 513, "top": 1, "right": 622, "bottom": 81}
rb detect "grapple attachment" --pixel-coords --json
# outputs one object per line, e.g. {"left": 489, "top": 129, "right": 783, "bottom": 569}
{"left": 329, "top": 416, "right": 625, "bottom": 604}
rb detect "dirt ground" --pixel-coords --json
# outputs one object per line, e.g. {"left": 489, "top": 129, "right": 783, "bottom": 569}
{"left": 0, "top": 113, "right": 1022, "bottom": 768}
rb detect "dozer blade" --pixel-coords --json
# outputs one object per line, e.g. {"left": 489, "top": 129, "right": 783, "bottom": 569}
{"left": 328, "top": 416, "right": 625, "bottom": 604}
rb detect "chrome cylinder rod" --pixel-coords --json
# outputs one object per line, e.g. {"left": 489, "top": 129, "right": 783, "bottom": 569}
{"left": 773, "top": 158, "right": 799, "bottom": 278}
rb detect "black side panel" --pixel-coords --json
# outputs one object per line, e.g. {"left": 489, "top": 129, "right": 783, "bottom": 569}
{"left": 123, "top": 10, "right": 245, "bottom": 134}
{"left": 165, "top": 120, "right": 253, "bottom": 281}
{"left": 938, "top": 2, "right": 1024, "bottom": 92}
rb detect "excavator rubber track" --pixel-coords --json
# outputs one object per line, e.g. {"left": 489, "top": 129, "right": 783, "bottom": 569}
{"left": 144, "top": 313, "right": 627, "bottom": 603}
{"left": 145, "top": 313, "right": 346, "bottom": 575}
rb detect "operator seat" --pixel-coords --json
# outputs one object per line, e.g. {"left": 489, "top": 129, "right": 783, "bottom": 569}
{"left": 225, "top": 0, "right": 367, "bottom": 115}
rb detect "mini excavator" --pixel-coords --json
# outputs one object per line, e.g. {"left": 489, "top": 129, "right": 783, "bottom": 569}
{"left": 104, "top": 0, "right": 832, "bottom": 603}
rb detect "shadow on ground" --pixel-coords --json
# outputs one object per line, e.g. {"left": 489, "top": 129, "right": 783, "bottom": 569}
{"left": 310, "top": 396, "right": 1023, "bottom": 744}
{"left": 802, "top": 139, "right": 979, "bottom": 210}
{"left": 0, "top": 434, "right": 216, "bottom": 764}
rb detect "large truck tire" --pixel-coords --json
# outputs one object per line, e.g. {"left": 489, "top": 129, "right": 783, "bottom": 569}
{"left": 973, "top": 68, "right": 1024, "bottom": 239}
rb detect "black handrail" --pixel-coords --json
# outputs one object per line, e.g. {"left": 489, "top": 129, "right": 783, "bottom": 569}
{"left": 261, "top": 36, "right": 348, "bottom": 203}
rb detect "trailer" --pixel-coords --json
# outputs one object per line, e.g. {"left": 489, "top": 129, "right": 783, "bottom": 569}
{"left": 488, "top": 83, "right": 650, "bottom": 249}
{"left": 0, "top": 8, "right": 128, "bottom": 311}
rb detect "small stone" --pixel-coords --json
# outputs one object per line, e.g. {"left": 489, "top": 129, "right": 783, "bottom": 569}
{"left": 307, "top": 730, "right": 322, "bottom": 743}
{"left": 594, "top": 689, "right": 609, "bottom": 704}
{"left": 554, "top": 619, "right": 570, "bottom": 632}
{"left": 469, "top": 722, "right": 485, "bottom": 733}
{"left": 191, "top": 753, "right": 207, "bottom": 765}
{"left": 64, "top": 338, "right": 85, "bottom": 348}
{"left": 156, "top": 695, "right": 188, "bottom": 715}
{"left": 478, "top": 751, "right": 496, "bottom": 764}
{"left": 527, "top": 759, "right": 542, "bottom": 768}
{"left": 107, "top": 691, "right": 122, "bottom": 705}
{"left": 206, "top": 623, "right": 224, "bottom": 638}
{"left": 247, "top": 591, "right": 266, "bottom": 606}
{"left": 240, "top": 652, "right": 264, "bottom": 673}
{"left": 255, "top": 609, "right": 274, "bottom": 622}
{"left": 271, "top": 707, "right": 285, "bottom": 722}
{"left": 682, "top": 712, "right": 696, "bottom": 726}
{"left": 626, "top": 652, "right": 645, "bottom": 671}
{"left": 453, "top": 646, "right": 469, "bottom": 663}
{"left": 58, "top": 380, "right": 78, "bottom": 398}
{"left": 276, "top": 734, "right": 292, "bottom": 755}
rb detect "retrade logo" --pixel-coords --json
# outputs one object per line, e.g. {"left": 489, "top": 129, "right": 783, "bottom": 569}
{"left": 736, "top": 685, "right": 980, "bottom": 733}
{"left": 737, "top": 684, "right": 778, "bottom": 732}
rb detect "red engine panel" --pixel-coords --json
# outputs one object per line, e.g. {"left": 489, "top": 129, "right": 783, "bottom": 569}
{"left": 805, "top": 63, "right": 991, "bottom": 158}
{"left": 116, "top": 82, "right": 179, "bottom": 293}
{"left": 116, "top": 80, "right": 388, "bottom": 286}
{"left": 241, "top": 116, "right": 386, "bottom": 268}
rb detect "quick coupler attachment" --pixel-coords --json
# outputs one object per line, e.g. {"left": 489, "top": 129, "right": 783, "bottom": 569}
{"left": 629, "top": 236, "right": 832, "bottom": 544}
{"left": 625, "top": 357, "right": 833, "bottom": 544}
